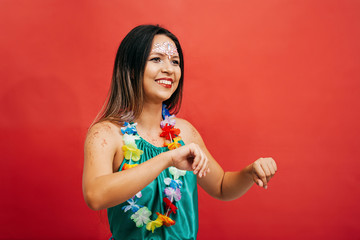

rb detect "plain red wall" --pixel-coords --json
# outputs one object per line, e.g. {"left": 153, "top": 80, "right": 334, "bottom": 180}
{"left": 1, "top": 0, "right": 359, "bottom": 239}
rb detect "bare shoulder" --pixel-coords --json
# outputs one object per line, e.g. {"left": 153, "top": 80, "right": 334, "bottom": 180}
{"left": 175, "top": 118, "right": 204, "bottom": 146}
{"left": 83, "top": 121, "right": 124, "bottom": 185}
{"left": 85, "top": 120, "right": 123, "bottom": 150}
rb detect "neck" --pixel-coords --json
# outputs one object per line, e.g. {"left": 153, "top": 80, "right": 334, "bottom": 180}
{"left": 135, "top": 102, "right": 163, "bottom": 130}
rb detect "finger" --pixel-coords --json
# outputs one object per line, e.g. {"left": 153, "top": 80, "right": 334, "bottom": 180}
{"left": 266, "top": 160, "right": 276, "bottom": 177}
{"left": 254, "top": 161, "right": 268, "bottom": 189}
{"left": 195, "top": 154, "right": 204, "bottom": 177}
{"left": 190, "top": 144, "right": 200, "bottom": 171}
{"left": 271, "top": 158, "right": 277, "bottom": 172}
{"left": 260, "top": 162, "right": 271, "bottom": 186}
{"left": 192, "top": 145, "right": 203, "bottom": 175}
{"left": 202, "top": 149, "right": 210, "bottom": 176}
{"left": 199, "top": 150, "right": 208, "bottom": 177}
{"left": 204, "top": 155, "right": 210, "bottom": 175}
{"left": 196, "top": 148, "right": 207, "bottom": 177}
{"left": 252, "top": 173, "right": 263, "bottom": 187}
{"left": 264, "top": 158, "right": 276, "bottom": 184}
{"left": 262, "top": 166, "right": 271, "bottom": 180}
{"left": 203, "top": 158, "right": 210, "bottom": 177}
{"left": 266, "top": 173, "right": 273, "bottom": 183}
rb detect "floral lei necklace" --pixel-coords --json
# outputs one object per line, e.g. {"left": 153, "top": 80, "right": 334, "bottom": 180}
{"left": 120, "top": 104, "right": 186, "bottom": 233}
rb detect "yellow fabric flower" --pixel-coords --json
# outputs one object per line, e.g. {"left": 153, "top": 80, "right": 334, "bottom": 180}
{"left": 122, "top": 143, "right": 143, "bottom": 161}
{"left": 165, "top": 137, "right": 182, "bottom": 150}
{"left": 145, "top": 212, "right": 176, "bottom": 233}
{"left": 146, "top": 216, "right": 163, "bottom": 233}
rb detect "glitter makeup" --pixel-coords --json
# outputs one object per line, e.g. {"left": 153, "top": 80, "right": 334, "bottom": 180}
{"left": 151, "top": 41, "right": 178, "bottom": 59}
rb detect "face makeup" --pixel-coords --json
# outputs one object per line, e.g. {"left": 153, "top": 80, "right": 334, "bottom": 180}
{"left": 151, "top": 41, "right": 178, "bottom": 59}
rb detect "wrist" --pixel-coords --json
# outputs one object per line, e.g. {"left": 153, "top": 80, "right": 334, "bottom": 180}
{"left": 243, "top": 163, "right": 254, "bottom": 180}
{"left": 161, "top": 151, "right": 174, "bottom": 168}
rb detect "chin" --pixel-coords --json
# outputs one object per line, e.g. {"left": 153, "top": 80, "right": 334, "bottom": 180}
{"left": 158, "top": 90, "right": 176, "bottom": 101}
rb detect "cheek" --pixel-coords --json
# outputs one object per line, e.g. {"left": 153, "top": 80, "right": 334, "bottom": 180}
{"left": 144, "top": 64, "right": 157, "bottom": 78}
{"left": 174, "top": 72, "right": 181, "bottom": 89}
{"left": 176, "top": 68, "right": 181, "bottom": 81}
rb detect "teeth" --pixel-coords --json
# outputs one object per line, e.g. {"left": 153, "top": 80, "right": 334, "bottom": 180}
{"left": 157, "top": 80, "right": 172, "bottom": 85}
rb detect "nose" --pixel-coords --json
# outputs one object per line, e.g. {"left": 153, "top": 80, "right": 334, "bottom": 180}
{"left": 161, "top": 59, "right": 174, "bottom": 74}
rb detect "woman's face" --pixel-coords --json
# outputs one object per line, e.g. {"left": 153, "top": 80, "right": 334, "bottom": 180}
{"left": 143, "top": 34, "right": 181, "bottom": 104}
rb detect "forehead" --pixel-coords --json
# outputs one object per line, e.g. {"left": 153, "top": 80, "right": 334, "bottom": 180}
{"left": 150, "top": 34, "right": 178, "bottom": 55}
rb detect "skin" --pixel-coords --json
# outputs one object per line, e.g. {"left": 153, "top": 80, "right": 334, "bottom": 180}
{"left": 82, "top": 34, "right": 278, "bottom": 211}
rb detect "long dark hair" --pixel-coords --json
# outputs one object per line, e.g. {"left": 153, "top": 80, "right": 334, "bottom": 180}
{"left": 97, "top": 25, "right": 184, "bottom": 123}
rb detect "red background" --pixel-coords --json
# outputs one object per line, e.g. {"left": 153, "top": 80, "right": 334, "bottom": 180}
{"left": 1, "top": 0, "right": 360, "bottom": 239}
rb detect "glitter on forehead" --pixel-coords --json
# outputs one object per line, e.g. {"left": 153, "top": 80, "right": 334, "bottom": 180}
{"left": 151, "top": 41, "right": 178, "bottom": 59}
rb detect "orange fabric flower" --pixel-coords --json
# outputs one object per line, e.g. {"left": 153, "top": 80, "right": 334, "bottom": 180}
{"left": 165, "top": 137, "right": 182, "bottom": 150}
{"left": 156, "top": 212, "right": 175, "bottom": 227}
{"left": 122, "top": 163, "right": 138, "bottom": 171}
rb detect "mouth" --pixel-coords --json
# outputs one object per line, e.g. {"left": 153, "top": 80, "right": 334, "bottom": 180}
{"left": 155, "top": 78, "right": 173, "bottom": 88}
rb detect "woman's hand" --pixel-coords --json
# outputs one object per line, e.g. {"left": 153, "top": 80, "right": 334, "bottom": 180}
{"left": 251, "top": 157, "right": 277, "bottom": 189}
{"left": 169, "top": 143, "right": 210, "bottom": 178}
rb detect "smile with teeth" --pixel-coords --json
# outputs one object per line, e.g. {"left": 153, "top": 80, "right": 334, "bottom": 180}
{"left": 155, "top": 79, "right": 173, "bottom": 88}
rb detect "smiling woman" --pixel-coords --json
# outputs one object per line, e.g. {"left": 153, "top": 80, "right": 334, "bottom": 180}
{"left": 95, "top": 25, "right": 184, "bottom": 124}
{"left": 143, "top": 35, "right": 181, "bottom": 104}
{"left": 82, "top": 24, "right": 277, "bottom": 240}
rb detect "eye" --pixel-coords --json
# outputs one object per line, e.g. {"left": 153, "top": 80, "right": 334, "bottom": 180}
{"left": 172, "top": 60, "right": 180, "bottom": 66}
{"left": 150, "top": 57, "right": 161, "bottom": 62}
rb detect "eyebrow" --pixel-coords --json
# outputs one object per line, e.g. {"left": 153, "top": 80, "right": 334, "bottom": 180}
{"left": 149, "top": 52, "right": 180, "bottom": 58}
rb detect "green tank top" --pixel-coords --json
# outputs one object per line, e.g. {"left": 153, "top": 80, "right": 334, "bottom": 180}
{"left": 107, "top": 136, "right": 199, "bottom": 240}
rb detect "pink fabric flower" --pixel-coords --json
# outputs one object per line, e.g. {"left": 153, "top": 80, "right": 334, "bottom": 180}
{"left": 164, "top": 187, "right": 181, "bottom": 202}
{"left": 160, "top": 115, "right": 176, "bottom": 128}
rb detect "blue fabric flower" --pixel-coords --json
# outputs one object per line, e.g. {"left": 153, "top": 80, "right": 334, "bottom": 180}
{"left": 121, "top": 122, "right": 138, "bottom": 135}
{"left": 122, "top": 198, "right": 142, "bottom": 213}
{"left": 162, "top": 104, "right": 171, "bottom": 119}
{"left": 164, "top": 177, "right": 183, "bottom": 189}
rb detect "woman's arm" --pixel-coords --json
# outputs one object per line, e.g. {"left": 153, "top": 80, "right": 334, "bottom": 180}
{"left": 176, "top": 119, "right": 277, "bottom": 201}
{"left": 83, "top": 121, "right": 171, "bottom": 210}
{"left": 82, "top": 121, "right": 209, "bottom": 210}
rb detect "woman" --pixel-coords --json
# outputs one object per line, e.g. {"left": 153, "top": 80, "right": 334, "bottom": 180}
{"left": 83, "top": 25, "right": 277, "bottom": 239}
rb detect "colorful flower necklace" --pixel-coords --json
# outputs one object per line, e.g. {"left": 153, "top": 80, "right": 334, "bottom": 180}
{"left": 120, "top": 104, "right": 186, "bottom": 233}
